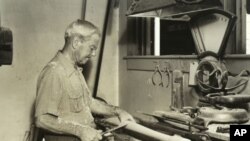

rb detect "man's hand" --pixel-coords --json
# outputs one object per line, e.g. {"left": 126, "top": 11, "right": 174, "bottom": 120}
{"left": 80, "top": 128, "right": 102, "bottom": 141}
{"left": 116, "top": 109, "right": 135, "bottom": 122}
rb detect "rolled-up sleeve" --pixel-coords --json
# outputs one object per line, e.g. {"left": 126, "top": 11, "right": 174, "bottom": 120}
{"left": 35, "top": 66, "right": 63, "bottom": 117}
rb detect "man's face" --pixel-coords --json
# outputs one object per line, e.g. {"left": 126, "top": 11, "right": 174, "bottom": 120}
{"left": 74, "top": 33, "right": 100, "bottom": 65}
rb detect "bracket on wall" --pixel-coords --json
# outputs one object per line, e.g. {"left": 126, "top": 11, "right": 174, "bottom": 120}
{"left": 171, "top": 70, "right": 184, "bottom": 109}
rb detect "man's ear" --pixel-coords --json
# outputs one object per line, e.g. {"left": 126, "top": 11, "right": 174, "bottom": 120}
{"left": 72, "top": 37, "right": 79, "bottom": 50}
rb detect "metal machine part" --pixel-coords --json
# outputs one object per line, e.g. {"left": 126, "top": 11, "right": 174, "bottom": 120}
{"left": 153, "top": 110, "right": 207, "bottom": 131}
{"left": 195, "top": 55, "right": 250, "bottom": 127}
{"left": 197, "top": 107, "right": 249, "bottom": 127}
{"left": 140, "top": 120, "right": 211, "bottom": 141}
{"left": 127, "top": 0, "right": 177, "bottom": 17}
{"left": 190, "top": 9, "right": 236, "bottom": 57}
{"left": 216, "top": 127, "right": 229, "bottom": 133}
{"left": 137, "top": 111, "right": 211, "bottom": 141}
{"left": 205, "top": 94, "right": 250, "bottom": 106}
{"left": 127, "top": 0, "right": 222, "bottom": 19}
{"left": 195, "top": 56, "right": 228, "bottom": 93}
{"left": 194, "top": 56, "right": 249, "bottom": 94}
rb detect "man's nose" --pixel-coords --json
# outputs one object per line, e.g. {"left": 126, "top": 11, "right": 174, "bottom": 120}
{"left": 91, "top": 50, "right": 96, "bottom": 57}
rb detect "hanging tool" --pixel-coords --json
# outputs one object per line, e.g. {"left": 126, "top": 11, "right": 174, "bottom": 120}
{"left": 151, "top": 61, "right": 164, "bottom": 87}
{"left": 163, "top": 61, "right": 171, "bottom": 88}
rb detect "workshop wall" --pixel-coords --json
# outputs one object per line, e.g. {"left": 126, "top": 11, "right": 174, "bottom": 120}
{"left": 120, "top": 57, "right": 200, "bottom": 116}
{"left": 118, "top": 0, "right": 250, "bottom": 117}
{"left": 0, "top": 0, "right": 119, "bottom": 140}
{"left": 88, "top": 0, "right": 120, "bottom": 106}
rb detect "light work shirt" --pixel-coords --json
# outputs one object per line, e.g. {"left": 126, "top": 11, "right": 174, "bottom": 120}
{"left": 35, "top": 51, "right": 95, "bottom": 127}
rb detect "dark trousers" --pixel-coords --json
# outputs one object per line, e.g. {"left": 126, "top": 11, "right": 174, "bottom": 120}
{"left": 44, "top": 134, "right": 115, "bottom": 141}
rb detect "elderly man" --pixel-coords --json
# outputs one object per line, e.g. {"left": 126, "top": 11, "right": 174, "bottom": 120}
{"left": 35, "top": 19, "right": 134, "bottom": 141}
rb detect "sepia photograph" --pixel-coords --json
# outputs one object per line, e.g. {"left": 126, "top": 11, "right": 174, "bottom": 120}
{"left": 0, "top": 0, "right": 250, "bottom": 141}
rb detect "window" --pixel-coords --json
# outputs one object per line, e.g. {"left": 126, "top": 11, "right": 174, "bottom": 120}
{"left": 247, "top": 9, "right": 250, "bottom": 54}
{"left": 127, "top": 17, "right": 196, "bottom": 56}
{"left": 159, "top": 19, "right": 196, "bottom": 55}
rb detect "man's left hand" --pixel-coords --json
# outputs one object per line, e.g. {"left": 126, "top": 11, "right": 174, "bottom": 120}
{"left": 116, "top": 109, "right": 135, "bottom": 122}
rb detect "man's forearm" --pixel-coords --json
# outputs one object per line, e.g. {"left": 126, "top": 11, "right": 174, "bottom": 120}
{"left": 90, "top": 99, "right": 119, "bottom": 117}
{"left": 35, "top": 114, "right": 90, "bottom": 139}
{"left": 90, "top": 99, "right": 133, "bottom": 122}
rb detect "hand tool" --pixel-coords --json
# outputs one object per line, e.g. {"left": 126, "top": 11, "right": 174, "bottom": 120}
{"left": 102, "top": 122, "right": 128, "bottom": 136}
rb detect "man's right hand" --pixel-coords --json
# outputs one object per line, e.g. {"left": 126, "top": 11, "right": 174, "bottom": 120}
{"left": 80, "top": 128, "right": 102, "bottom": 141}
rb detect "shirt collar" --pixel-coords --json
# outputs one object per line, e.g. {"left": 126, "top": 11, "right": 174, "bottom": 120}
{"left": 54, "top": 51, "right": 83, "bottom": 76}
